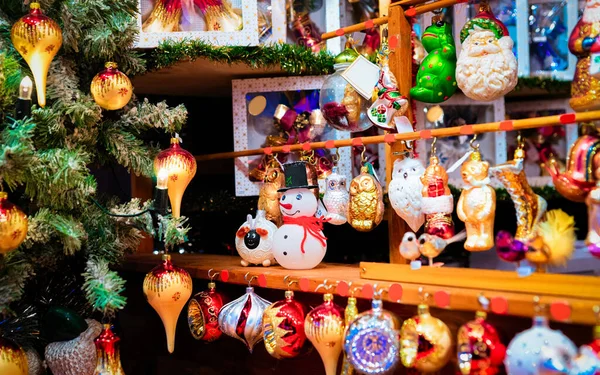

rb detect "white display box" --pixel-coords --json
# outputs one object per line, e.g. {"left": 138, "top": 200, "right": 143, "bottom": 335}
{"left": 232, "top": 76, "right": 352, "bottom": 197}
{"left": 136, "top": 0, "right": 260, "bottom": 48}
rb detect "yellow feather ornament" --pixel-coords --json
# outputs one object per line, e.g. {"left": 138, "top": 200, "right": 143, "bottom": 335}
{"left": 526, "top": 209, "right": 576, "bottom": 268}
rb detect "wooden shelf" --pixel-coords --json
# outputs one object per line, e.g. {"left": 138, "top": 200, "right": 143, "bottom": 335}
{"left": 122, "top": 254, "right": 600, "bottom": 325}
{"left": 132, "top": 58, "right": 287, "bottom": 97}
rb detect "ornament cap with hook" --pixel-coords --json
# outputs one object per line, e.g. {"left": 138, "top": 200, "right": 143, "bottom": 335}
{"left": 316, "top": 279, "right": 335, "bottom": 301}
{"left": 207, "top": 268, "right": 220, "bottom": 289}
{"left": 245, "top": 272, "right": 258, "bottom": 288}
{"left": 469, "top": 133, "right": 480, "bottom": 152}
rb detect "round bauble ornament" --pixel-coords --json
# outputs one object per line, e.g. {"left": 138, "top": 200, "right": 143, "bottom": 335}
{"left": 0, "top": 338, "right": 28, "bottom": 375}
{"left": 495, "top": 231, "right": 527, "bottom": 263}
{"left": 400, "top": 303, "right": 452, "bottom": 373}
{"left": 90, "top": 62, "right": 133, "bottom": 111}
{"left": 263, "top": 290, "right": 309, "bottom": 359}
{"left": 10, "top": 2, "right": 62, "bottom": 108}
{"left": 187, "top": 280, "right": 225, "bottom": 342}
{"left": 235, "top": 210, "right": 277, "bottom": 267}
{"left": 505, "top": 316, "right": 577, "bottom": 375}
{"left": 143, "top": 254, "right": 192, "bottom": 353}
{"left": 458, "top": 311, "right": 506, "bottom": 375}
{"left": 0, "top": 192, "right": 28, "bottom": 254}
{"left": 218, "top": 286, "right": 271, "bottom": 352}
{"left": 344, "top": 297, "right": 400, "bottom": 374}
{"left": 24, "top": 348, "right": 43, "bottom": 375}
{"left": 45, "top": 319, "right": 102, "bottom": 375}
{"left": 93, "top": 324, "right": 125, "bottom": 375}
{"left": 305, "top": 293, "right": 345, "bottom": 375}
{"left": 154, "top": 138, "right": 197, "bottom": 218}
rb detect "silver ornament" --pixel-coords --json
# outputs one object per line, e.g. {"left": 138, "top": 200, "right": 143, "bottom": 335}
{"left": 217, "top": 286, "right": 271, "bottom": 353}
{"left": 323, "top": 166, "right": 349, "bottom": 225}
{"left": 45, "top": 319, "right": 102, "bottom": 375}
{"left": 25, "top": 348, "right": 44, "bottom": 375}
{"left": 344, "top": 297, "right": 400, "bottom": 374}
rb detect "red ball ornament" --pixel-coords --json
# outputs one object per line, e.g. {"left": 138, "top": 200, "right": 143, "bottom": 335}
{"left": 0, "top": 192, "right": 28, "bottom": 254}
{"left": 263, "top": 290, "right": 309, "bottom": 359}
{"left": 588, "top": 325, "right": 600, "bottom": 360}
{"left": 187, "top": 281, "right": 224, "bottom": 342}
{"left": 457, "top": 311, "right": 506, "bottom": 375}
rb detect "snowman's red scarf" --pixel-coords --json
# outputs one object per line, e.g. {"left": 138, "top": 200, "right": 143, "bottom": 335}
{"left": 282, "top": 216, "right": 328, "bottom": 253}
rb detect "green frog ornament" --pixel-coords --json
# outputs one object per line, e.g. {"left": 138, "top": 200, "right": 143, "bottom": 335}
{"left": 410, "top": 18, "right": 457, "bottom": 103}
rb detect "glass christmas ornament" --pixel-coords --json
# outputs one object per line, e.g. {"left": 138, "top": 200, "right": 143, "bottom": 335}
{"left": 344, "top": 296, "right": 400, "bottom": 374}
{"left": 257, "top": 163, "right": 285, "bottom": 227}
{"left": 263, "top": 290, "right": 309, "bottom": 359}
{"left": 495, "top": 231, "right": 527, "bottom": 264}
{"left": 305, "top": 292, "right": 345, "bottom": 375}
{"left": 400, "top": 303, "right": 452, "bottom": 373}
{"left": 235, "top": 210, "right": 277, "bottom": 267}
{"left": 323, "top": 166, "right": 349, "bottom": 225}
{"left": 341, "top": 295, "right": 359, "bottom": 375}
{"left": 0, "top": 192, "right": 28, "bottom": 254}
{"left": 187, "top": 278, "right": 224, "bottom": 342}
{"left": 586, "top": 186, "right": 600, "bottom": 259}
{"left": 505, "top": 315, "right": 577, "bottom": 375}
{"left": 90, "top": 62, "right": 133, "bottom": 111}
{"left": 290, "top": 12, "right": 323, "bottom": 52}
{"left": 458, "top": 311, "right": 506, "bottom": 375}
{"left": 142, "top": 0, "right": 182, "bottom": 32}
{"left": 273, "top": 162, "right": 327, "bottom": 270}
{"left": 196, "top": 0, "right": 243, "bottom": 32}
{"left": 143, "top": 254, "right": 192, "bottom": 353}
{"left": 45, "top": 319, "right": 103, "bottom": 375}
{"left": 320, "top": 48, "right": 372, "bottom": 132}
{"left": 421, "top": 148, "right": 455, "bottom": 239}
{"left": 525, "top": 209, "right": 576, "bottom": 269}
{"left": 42, "top": 306, "right": 88, "bottom": 343}
{"left": 0, "top": 338, "right": 28, "bottom": 375}
{"left": 389, "top": 157, "right": 426, "bottom": 232}
{"left": 457, "top": 150, "right": 496, "bottom": 252}
{"left": 348, "top": 163, "right": 384, "bottom": 232}
{"left": 218, "top": 285, "right": 271, "bottom": 352}
{"left": 25, "top": 348, "right": 43, "bottom": 375}
{"left": 93, "top": 324, "right": 125, "bottom": 375}
{"left": 153, "top": 137, "right": 197, "bottom": 218}
{"left": 10, "top": 2, "right": 62, "bottom": 108}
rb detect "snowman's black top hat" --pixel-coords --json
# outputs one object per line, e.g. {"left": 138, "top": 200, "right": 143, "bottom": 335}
{"left": 278, "top": 161, "right": 319, "bottom": 192}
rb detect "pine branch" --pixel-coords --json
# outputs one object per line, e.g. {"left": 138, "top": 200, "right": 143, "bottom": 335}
{"left": 82, "top": 258, "right": 126, "bottom": 318}
{"left": 0, "top": 119, "right": 36, "bottom": 189}
{"left": 159, "top": 215, "right": 190, "bottom": 250}
{"left": 100, "top": 127, "right": 155, "bottom": 177}
{"left": 25, "top": 208, "right": 87, "bottom": 255}
{"left": 0, "top": 51, "right": 22, "bottom": 118}
{"left": 0, "top": 253, "right": 34, "bottom": 315}
{"left": 115, "top": 98, "right": 188, "bottom": 135}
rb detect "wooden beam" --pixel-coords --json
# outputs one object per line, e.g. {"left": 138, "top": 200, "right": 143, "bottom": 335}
{"left": 321, "top": 17, "right": 389, "bottom": 41}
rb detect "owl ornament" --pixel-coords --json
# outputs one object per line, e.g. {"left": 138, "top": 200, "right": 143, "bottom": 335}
{"left": 457, "top": 149, "right": 496, "bottom": 251}
{"left": 421, "top": 149, "right": 455, "bottom": 239}
{"left": 235, "top": 210, "right": 277, "bottom": 267}
{"left": 218, "top": 285, "right": 271, "bottom": 352}
{"left": 323, "top": 166, "right": 349, "bottom": 225}
{"left": 389, "top": 157, "right": 426, "bottom": 232}
{"left": 348, "top": 163, "right": 384, "bottom": 232}
{"left": 258, "top": 163, "right": 285, "bottom": 227}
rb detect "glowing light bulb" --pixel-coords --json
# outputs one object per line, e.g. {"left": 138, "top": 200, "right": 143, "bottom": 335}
{"left": 157, "top": 169, "right": 169, "bottom": 190}
{"left": 19, "top": 76, "right": 33, "bottom": 100}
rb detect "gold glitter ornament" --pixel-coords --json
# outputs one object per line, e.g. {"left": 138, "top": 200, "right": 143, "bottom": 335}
{"left": 0, "top": 338, "right": 28, "bottom": 375}
{"left": 10, "top": 2, "right": 62, "bottom": 108}
{"left": 0, "top": 192, "right": 28, "bottom": 254}
{"left": 142, "top": 0, "right": 182, "bottom": 32}
{"left": 341, "top": 296, "right": 358, "bottom": 375}
{"left": 348, "top": 164, "right": 384, "bottom": 232}
{"left": 400, "top": 303, "right": 452, "bottom": 373}
{"left": 90, "top": 62, "right": 133, "bottom": 111}
{"left": 143, "top": 254, "right": 192, "bottom": 353}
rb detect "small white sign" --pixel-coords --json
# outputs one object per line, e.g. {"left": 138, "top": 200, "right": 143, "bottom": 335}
{"left": 341, "top": 55, "right": 380, "bottom": 100}
{"left": 591, "top": 52, "right": 600, "bottom": 79}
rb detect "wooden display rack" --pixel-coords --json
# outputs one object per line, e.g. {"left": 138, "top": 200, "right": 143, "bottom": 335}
{"left": 127, "top": 0, "right": 600, "bottom": 327}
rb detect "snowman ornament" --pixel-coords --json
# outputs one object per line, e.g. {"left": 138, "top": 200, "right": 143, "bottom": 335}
{"left": 272, "top": 161, "right": 328, "bottom": 270}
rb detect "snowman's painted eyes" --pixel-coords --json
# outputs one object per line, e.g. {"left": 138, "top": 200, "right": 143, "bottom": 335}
{"left": 282, "top": 195, "right": 287, "bottom": 201}
{"left": 296, "top": 194, "right": 302, "bottom": 200}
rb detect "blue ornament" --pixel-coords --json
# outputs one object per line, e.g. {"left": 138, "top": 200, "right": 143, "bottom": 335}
{"left": 343, "top": 297, "right": 400, "bottom": 374}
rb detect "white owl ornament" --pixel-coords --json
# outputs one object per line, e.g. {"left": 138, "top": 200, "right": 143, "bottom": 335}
{"left": 323, "top": 166, "right": 349, "bottom": 225}
{"left": 235, "top": 210, "right": 277, "bottom": 267}
{"left": 389, "top": 157, "right": 426, "bottom": 232}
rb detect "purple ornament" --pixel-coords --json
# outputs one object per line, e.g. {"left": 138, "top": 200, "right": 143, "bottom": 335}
{"left": 496, "top": 231, "right": 526, "bottom": 263}
{"left": 588, "top": 243, "right": 600, "bottom": 259}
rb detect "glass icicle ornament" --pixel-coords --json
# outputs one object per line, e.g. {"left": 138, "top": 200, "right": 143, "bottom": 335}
{"left": 0, "top": 192, "right": 28, "bottom": 254}
{"left": 305, "top": 291, "right": 345, "bottom": 375}
{"left": 142, "top": 0, "right": 182, "bottom": 32}
{"left": 143, "top": 254, "right": 192, "bottom": 353}
{"left": 340, "top": 293, "right": 358, "bottom": 375}
{"left": 0, "top": 338, "right": 28, "bottom": 375}
{"left": 153, "top": 137, "right": 197, "bottom": 218}
{"left": 10, "top": 2, "right": 62, "bottom": 108}
{"left": 93, "top": 325, "right": 125, "bottom": 375}
{"left": 263, "top": 290, "right": 309, "bottom": 359}
{"left": 90, "top": 62, "right": 133, "bottom": 111}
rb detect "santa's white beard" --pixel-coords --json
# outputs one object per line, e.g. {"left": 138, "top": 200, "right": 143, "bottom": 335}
{"left": 456, "top": 36, "right": 518, "bottom": 102}
{"left": 583, "top": 5, "right": 600, "bottom": 23}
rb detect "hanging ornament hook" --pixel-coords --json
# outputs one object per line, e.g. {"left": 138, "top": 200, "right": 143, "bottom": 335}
{"left": 360, "top": 145, "right": 368, "bottom": 164}
{"left": 332, "top": 148, "right": 340, "bottom": 164}
{"left": 245, "top": 272, "right": 258, "bottom": 287}
{"left": 469, "top": 134, "right": 480, "bottom": 152}
{"left": 477, "top": 293, "right": 490, "bottom": 312}
{"left": 207, "top": 268, "right": 220, "bottom": 281}
{"left": 284, "top": 275, "right": 299, "bottom": 289}
{"left": 431, "top": 137, "right": 438, "bottom": 155}
{"left": 372, "top": 283, "right": 386, "bottom": 299}
{"left": 315, "top": 279, "right": 335, "bottom": 293}
{"left": 418, "top": 287, "right": 430, "bottom": 303}
{"left": 594, "top": 305, "right": 600, "bottom": 324}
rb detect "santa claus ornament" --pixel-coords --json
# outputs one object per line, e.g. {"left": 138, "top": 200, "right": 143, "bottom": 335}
{"left": 235, "top": 210, "right": 277, "bottom": 267}
{"left": 456, "top": 1, "right": 518, "bottom": 102}
{"left": 187, "top": 271, "right": 225, "bottom": 342}
{"left": 569, "top": 0, "right": 600, "bottom": 111}
{"left": 218, "top": 276, "right": 271, "bottom": 352}
{"left": 262, "top": 290, "right": 309, "bottom": 359}
{"left": 389, "top": 157, "right": 426, "bottom": 232}
{"left": 272, "top": 161, "right": 328, "bottom": 270}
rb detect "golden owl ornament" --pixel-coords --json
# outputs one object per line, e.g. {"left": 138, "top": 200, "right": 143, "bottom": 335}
{"left": 348, "top": 164, "right": 384, "bottom": 232}
{"left": 258, "top": 163, "right": 285, "bottom": 227}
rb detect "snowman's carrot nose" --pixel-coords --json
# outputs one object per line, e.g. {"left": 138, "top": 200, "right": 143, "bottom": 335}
{"left": 280, "top": 202, "right": 293, "bottom": 210}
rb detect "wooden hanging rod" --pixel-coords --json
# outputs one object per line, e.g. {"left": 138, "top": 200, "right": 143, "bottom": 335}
{"left": 195, "top": 111, "right": 599, "bottom": 162}
{"left": 405, "top": 0, "right": 469, "bottom": 17}
{"left": 321, "top": 16, "right": 389, "bottom": 41}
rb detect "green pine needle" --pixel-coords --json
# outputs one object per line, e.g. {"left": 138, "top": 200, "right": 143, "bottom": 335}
{"left": 82, "top": 258, "right": 126, "bottom": 318}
